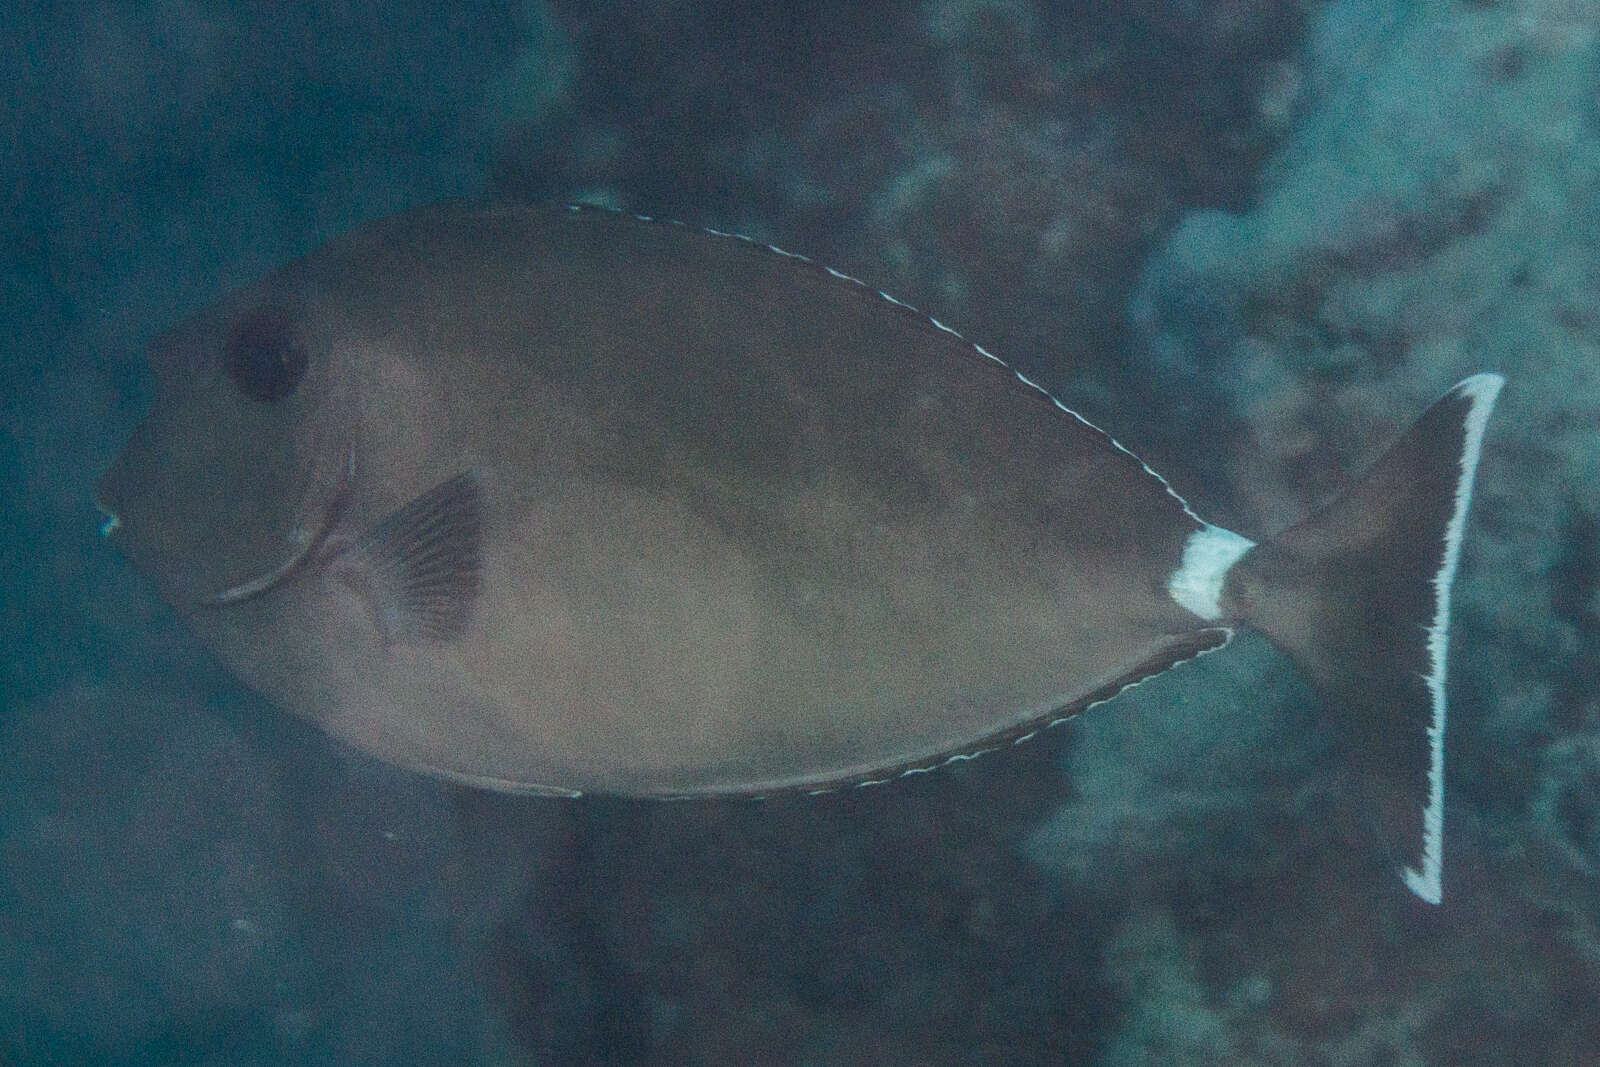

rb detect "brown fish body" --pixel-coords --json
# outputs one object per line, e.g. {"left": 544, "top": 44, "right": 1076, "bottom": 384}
{"left": 100, "top": 202, "right": 1502, "bottom": 902}
{"left": 103, "top": 204, "right": 1215, "bottom": 795}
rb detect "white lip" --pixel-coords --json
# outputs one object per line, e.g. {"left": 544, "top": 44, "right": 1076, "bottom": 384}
{"left": 205, "top": 444, "right": 356, "bottom": 607}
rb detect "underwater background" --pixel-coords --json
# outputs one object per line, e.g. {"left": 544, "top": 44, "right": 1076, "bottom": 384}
{"left": 4, "top": 0, "right": 1599, "bottom": 1063}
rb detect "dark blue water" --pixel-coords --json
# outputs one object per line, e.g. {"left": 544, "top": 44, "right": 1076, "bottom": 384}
{"left": 5, "top": 1, "right": 1596, "bottom": 1063}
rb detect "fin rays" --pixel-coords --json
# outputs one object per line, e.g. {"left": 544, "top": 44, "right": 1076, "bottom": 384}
{"left": 346, "top": 472, "right": 485, "bottom": 644}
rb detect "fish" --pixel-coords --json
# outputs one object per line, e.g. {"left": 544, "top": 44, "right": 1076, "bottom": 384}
{"left": 96, "top": 201, "right": 1502, "bottom": 904}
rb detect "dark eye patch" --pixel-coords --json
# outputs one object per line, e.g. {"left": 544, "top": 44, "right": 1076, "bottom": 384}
{"left": 225, "top": 307, "right": 308, "bottom": 402}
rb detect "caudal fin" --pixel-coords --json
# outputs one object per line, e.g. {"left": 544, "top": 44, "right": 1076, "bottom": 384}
{"left": 1220, "top": 374, "right": 1503, "bottom": 904}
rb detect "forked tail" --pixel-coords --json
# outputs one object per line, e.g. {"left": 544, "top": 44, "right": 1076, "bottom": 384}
{"left": 1219, "top": 374, "right": 1504, "bottom": 904}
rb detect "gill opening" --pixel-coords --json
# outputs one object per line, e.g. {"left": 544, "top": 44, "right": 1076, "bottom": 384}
{"left": 204, "top": 444, "right": 356, "bottom": 607}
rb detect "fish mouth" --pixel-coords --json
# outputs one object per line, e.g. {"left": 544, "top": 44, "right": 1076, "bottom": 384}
{"left": 205, "top": 444, "right": 356, "bottom": 607}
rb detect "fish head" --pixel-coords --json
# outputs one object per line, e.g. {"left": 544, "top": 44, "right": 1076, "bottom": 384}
{"left": 98, "top": 284, "right": 357, "bottom": 608}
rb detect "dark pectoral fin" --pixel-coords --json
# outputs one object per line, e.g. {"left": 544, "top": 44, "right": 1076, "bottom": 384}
{"left": 348, "top": 472, "right": 484, "bottom": 644}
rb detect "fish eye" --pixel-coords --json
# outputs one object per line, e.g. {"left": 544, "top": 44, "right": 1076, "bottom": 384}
{"left": 224, "top": 307, "right": 308, "bottom": 402}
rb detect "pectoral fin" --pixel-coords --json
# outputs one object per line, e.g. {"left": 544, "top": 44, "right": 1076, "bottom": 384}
{"left": 341, "top": 472, "right": 485, "bottom": 644}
